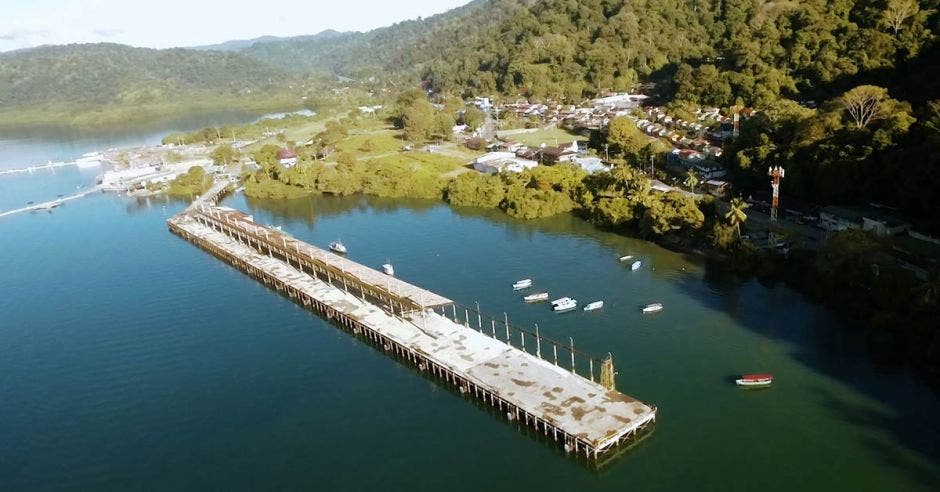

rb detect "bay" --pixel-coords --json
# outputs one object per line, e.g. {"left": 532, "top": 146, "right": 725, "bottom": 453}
{"left": 0, "top": 134, "right": 937, "bottom": 490}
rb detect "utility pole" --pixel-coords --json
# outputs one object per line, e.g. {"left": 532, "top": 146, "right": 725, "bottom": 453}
{"left": 769, "top": 165, "right": 786, "bottom": 248}
{"left": 604, "top": 144, "right": 609, "bottom": 162}
{"left": 650, "top": 155, "right": 654, "bottom": 177}
{"left": 492, "top": 96, "right": 500, "bottom": 136}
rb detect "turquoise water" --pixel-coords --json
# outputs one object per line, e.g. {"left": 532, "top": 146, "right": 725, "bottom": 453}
{"left": 1, "top": 175, "right": 938, "bottom": 489}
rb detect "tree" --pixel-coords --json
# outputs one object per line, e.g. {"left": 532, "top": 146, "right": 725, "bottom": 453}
{"left": 402, "top": 99, "right": 435, "bottom": 143}
{"left": 607, "top": 117, "right": 648, "bottom": 161}
{"left": 842, "top": 86, "right": 890, "bottom": 129}
{"left": 684, "top": 168, "right": 700, "bottom": 193}
{"left": 711, "top": 222, "right": 738, "bottom": 250}
{"left": 725, "top": 197, "right": 749, "bottom": 239}
{"left": 462, "top": 107, "right": 484, "bottom": 129}
{"left": 210, "top": 144, "right": 237, "bottom": 165}
{"left": 433, "top": 111, "right": 455, "bottom": 141}
{"left": 884, "top": 0, "right": 918, "bottom": 35}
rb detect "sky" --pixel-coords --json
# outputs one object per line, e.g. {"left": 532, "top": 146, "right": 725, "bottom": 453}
{"left": 0, "top": 0, "right": 471, "bottom": 52}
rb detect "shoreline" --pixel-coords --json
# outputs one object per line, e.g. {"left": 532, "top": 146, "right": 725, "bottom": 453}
{"left": 241, "top": 186, "right": 940, "bottom": 386}
{"left": 0, "top": 99, "right": 304, "bottom": 131}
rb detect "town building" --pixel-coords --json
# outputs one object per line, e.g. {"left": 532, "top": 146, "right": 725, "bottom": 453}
{"left": 277, "top": 148, "right": 299, "bottom": 168}
{"left": 473, "top": 152, "right": 538, "bottom": 174}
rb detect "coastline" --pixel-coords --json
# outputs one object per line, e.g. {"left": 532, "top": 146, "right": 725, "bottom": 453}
{"left": 243, "top": 183, "right": 940, "bottom": 386}
{"left": 0, "top": 97, "right": 303, "bottom": 130}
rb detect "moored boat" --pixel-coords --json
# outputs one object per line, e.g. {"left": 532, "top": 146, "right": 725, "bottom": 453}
{"left": 736, "top": 374, "right": 774, "bottom": 388}
{"left": 631, "top": 260, "right": 642, "bottom": 271}
{"left": 329, "top": 241, "right": 347, "bottom": 254}
{"left": 551, "top": 296, "right": 573, "bottom": 306}
{"left": 618, "top": 255, "right": 634, "bottom": 262}
{"left": 642, "top": 302, "right": 663, "bottom": 314}
{"left": 524, "top": 292, "right": 549, "bottom": 303}
{"left": 382, "top": 263, "right": 395, "bottom": 276}
{"left": 584, "top": 300, "right": 604, "bottom": 311}
{"left": 512, "top": 279, "right": 533, "bottom": 290}
{"left": 554, "top": 299, "right": 578, "bottom": 312}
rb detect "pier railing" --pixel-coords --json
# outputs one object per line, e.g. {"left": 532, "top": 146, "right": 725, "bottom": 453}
{"left": 437, "top": 302, "right": 612, "bottom": 387}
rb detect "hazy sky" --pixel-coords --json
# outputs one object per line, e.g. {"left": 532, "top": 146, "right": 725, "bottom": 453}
{"left": 0, "top": 0, "right": 470, "bottom": 52}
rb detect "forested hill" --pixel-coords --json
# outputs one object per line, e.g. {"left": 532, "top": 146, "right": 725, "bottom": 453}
{"left": 397, "top": 0, "right": 938, "bottom": 229}
{"left": 412, "top": 0, "right": 939, "bottom": 104}
{"left": 193, "top": 30, "right": 348, "bottom": 52}
{"left": 0, "top": 43, "right": 297, "bottom": 124}
{"left": 236, "top": 0, "right": 526, "bottom": 77}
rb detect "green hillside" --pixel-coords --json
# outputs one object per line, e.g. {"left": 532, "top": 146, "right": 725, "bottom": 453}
{"left": 0, "top": 43, "right": 301, "bottom": 126}
{"left": 237, "top": 0, "right": 521, "bottom": 78}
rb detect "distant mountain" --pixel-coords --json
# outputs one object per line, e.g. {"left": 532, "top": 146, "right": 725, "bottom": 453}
{"left": 0, "top": 43, "right": 297, "bottom": 124}
{"left": 193, "top": 30, "right": 348, "bottom": 52}
{"left": 236, "top": 0, "right": 515, "bottom": 78}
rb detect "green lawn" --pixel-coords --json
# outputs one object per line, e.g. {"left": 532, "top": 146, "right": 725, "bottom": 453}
{"left": 503, "top": 128, "right": 588, "bottom": 147}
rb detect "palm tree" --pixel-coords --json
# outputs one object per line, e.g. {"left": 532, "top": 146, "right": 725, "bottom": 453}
{"left": 725, "top": 197, "right": 749, "bottom": 239}
{"left": 684, "top": 168, "right": 700, "bottom": 193}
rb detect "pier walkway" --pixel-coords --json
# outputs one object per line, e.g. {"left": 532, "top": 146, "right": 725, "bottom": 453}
{"left": 0, "top": 186, "right": 102, "bottom": 219}
{"left": 0, "top": 161, "right": 76, "bottom": 176}
{"left": 168, "top": 203, "right": 656, "bottom": 464}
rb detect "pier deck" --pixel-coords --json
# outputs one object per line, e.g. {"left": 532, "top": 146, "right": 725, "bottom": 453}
{"left": 169, "top": 205, "right": 656, "bottom": 463}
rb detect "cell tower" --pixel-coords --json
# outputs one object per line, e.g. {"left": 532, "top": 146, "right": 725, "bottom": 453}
{"left": 769, "top": 166, "right": 785, "bottom": 222}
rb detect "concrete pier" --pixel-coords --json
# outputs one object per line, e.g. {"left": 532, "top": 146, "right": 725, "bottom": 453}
{"left": 168, "top": 203, "right": 657, "bottom": 465}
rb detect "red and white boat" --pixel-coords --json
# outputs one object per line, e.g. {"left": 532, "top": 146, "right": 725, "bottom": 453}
{"left": 736, "top": 374, "right": 773, "bottom": 388}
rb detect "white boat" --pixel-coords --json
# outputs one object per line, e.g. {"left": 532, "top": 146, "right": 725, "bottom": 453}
{"left": 382, "top": 263, "right": 395, "bottom": 276}
{"left": 551, "top": 297, "right": 573, "bottom": 306}
{"left": 554, "top": 299, "right": 578, "bottom": 312}
{"left": 642, "top": 303, "right": 663, "bottom": 314}
{"left": 618, "top": 255, "right": 634, "bottom": 262}
{"left": 512, "top": 279, "right": 533, "bottom": 291}
{"left": 524, "top": 292, "right": 549, "bottom": 303}
{"left": 583, "top": 301, "right": 604, "bottom": 312}
{"left": 736, "top": 374, "right": 774, "bottom": 388}
{"left": 631, "top": 260, "right": 642, "bottom": 271}
{"left": 329, "top": 241, "right": 347, "bottom": 254}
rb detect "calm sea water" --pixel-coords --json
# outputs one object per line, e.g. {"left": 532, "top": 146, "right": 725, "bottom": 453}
{"left": 1, "top": 143, "right": 938, "bottom": 490}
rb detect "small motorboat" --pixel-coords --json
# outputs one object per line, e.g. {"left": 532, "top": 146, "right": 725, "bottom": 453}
{"left": 642, "top": 303, "right": 663, "bottom": 314}
{"left": 618, "top": 255, "right": 634, "bottom": 262}
{"left": 524, "top": 292, "right": 549, "bottom": 303}
{"left": 584, "top": 300, "right": 604, "bottom": 312}
{"left": 551, "top": 297, "right": 573, "bottom": 306}
{"left": 554, "top": 299, "right": 578, "bottom": 312}
{"left": 631, "top": 260, "right": 642, "bottom": 271}
{"left": 329, "top": 241, "right": 347, "bottom": 254}
{"left": 512, "top": 279, "right": 533, "bottom": 291}
{"left": 382, "top": 263, "right": 394, "bottom": 276}
{"left": 736, "top": 374, "right": 774, "bottom": 388}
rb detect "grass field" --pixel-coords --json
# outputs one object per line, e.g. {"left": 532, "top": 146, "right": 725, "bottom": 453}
{"left": 503, "top": 127, "right": 588, "bottom": 147}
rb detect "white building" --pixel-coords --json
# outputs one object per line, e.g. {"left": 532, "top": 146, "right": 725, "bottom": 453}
{"left": 473, "top": 152, "right": 538, "bottom": 174}
{"left": 573, "top": 156, "right": 610, "bottom": 174}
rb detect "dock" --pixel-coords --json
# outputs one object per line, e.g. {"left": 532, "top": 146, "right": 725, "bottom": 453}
{"left": 0, "top": 186, "right": 102, "bottom": 219}
{"left": 0, "top": 161, "right": 76, "bottom": 176}
{"left": 168, "top": 196, "right": 657, "bottom": 465}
